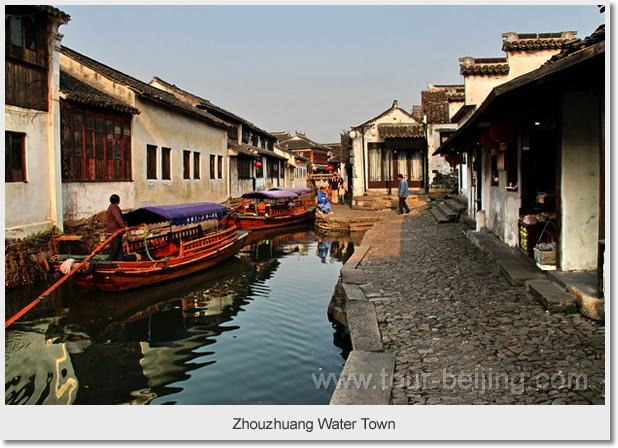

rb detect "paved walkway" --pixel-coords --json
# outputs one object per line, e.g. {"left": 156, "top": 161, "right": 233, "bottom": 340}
{"left": 357, "top": 209, "right": 605, "bottom": 405}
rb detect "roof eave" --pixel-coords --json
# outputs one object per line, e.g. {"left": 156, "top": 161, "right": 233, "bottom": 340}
{"left": 435, "top": 40, "right": 604, "bottom": 156}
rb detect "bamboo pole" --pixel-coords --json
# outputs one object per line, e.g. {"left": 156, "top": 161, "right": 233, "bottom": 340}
{"left": 5, "top": 226, "right": 137, "bottom": 329}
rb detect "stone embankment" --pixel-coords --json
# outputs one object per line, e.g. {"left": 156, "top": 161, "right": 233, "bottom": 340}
{"left": 330, "top": 207, "right": 605, "bottom": 405}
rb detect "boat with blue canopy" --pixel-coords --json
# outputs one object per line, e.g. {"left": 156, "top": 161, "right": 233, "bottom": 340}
{"left": 221, "top": 187, "right": 316, "bottom": 230}
{"left": 52, "top": 202, "right": 247, "bottom": 291}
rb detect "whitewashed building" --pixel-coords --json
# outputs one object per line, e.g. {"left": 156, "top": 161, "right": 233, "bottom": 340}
{"left": 151, "top": 78, "right": 296, "bottom": 199}
{"left": 5, "top": 6, "right": 70, "bottom": 239}
{"left": 437, "top": 26, "right": 605, "bottom": 281}
{"left": 452, "top": 32, "right": 579, "bottom": 224}
{"left": 59, "top": 47, "right": 231, "bottom": 222}
{"left": 346, "top": 100, "right": 426, "bottom": 197}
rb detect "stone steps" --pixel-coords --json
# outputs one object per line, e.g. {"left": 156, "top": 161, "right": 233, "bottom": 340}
{"left": 445, "top": 199, "right": 467, "bottom": 212}
{"left": 430, "top": 195, "right": 468, "bottom": 224}
{"left": 437, "top": 202, "right": 459, "bottom": 220}
{"left": 429, "top": 207, "right": 450, "bottom": 224}
{"left": 527, "top": 279, "right": 578, "bottom": 313}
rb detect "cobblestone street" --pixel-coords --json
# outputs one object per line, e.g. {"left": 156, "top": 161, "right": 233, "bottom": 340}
{"left": 359, "top": 210, "right": 605, "bottom": 405}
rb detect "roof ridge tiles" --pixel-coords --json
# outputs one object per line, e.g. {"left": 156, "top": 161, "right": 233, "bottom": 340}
{"left": 60, "top": 46, "right": 230, "bottom": 129}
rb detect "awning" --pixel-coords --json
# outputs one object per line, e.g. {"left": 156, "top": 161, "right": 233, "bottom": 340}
{"left": 242, "top": 190, "right": 301, "bottom": 200}
{"left": 269, "top": 187, "right": 312, "bottom": 195}
{"left": 124, "top": 202, "right": 228, "bottom": 226}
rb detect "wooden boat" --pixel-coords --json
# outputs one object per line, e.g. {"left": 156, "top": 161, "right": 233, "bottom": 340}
{"left": 51, "top": 202, "right": 248, "bottom": 292}
{"left": 221, "top": 187, "right": 316, "bottom": 230}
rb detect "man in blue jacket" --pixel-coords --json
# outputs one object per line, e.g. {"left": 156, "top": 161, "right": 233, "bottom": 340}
{"left": 397, "top": 174, "right": 410, "bottom": 214}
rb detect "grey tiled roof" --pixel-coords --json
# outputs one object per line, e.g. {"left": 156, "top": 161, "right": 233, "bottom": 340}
{"left": 544, "top": 24, "right": 605, "bottom": 65}
{"left": 61, "top": 47, "right": 230, "bottom": 130}
{"left": 151, "top": 77, "right": 274, "bottom": 139}
{"left": 502, "top": 31, "right": 578, "bottom": 52}
{"left": 459, "top": 57, "right": 509, "bottom": 76}
{"left": 277, "top": 133, "right": 331, "bottom": 152}
{"left": 60, "top": 71, "right": 139, "bottom": 115}
{"left": 32, "top": 5, "right": 71, "bottom": 22}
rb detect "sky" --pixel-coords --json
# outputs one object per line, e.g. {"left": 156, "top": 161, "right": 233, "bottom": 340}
{"left": 53, "top": 3, "right": 605, "bottom": 143}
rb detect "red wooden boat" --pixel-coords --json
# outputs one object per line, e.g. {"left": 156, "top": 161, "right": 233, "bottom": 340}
{"left": 221, "top": 187, "right": 316, "bottom": 230}
{"left": 52, "top": 202, "right": 248, "bottom": 292}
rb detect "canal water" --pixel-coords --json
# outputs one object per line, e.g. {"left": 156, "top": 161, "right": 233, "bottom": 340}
{"left": 5, "top": 226, "right": 357, "bottom": 405}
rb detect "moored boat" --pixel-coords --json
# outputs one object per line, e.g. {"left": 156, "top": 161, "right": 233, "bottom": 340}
{"left": 51, "top": 202, "right": 248, "bottom": 292}
{"left": 221, "top": 187, "right": 316, "bottom": 230}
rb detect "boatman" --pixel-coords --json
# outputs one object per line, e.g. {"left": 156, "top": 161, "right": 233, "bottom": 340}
{"left": 106, "top": 194, "right": 127, "bottom": 261}
{"left": 397, "top": 174, "right": 411, "bottom": 215}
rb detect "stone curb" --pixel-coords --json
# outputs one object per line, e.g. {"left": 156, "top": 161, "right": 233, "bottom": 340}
{"left": 329, "top": 351, "right": 396, "bottom": 405}
{"left": 329, "top": 219, "right": 396, "bottom": 405}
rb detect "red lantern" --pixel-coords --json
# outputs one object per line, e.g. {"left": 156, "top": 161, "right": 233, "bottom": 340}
{"left": 326, "top": 165, "right": 335, "bottom": 171}
{"left": 295, "top": 159, "right": 300, "bottom": 164}
{"left": 488, "top": 118, "right": 518, "bottom": 143}
{"left": 445, "top": 154, "right": 463, "bottom": 167}
{"left": 254, "top": 161, "right": 262, "bottom": 168}
{"left": 480, "top": 129, "right": 498, "bottom": 150}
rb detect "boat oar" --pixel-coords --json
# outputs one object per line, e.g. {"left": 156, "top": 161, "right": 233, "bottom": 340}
{"left": 5, "top": 226, "right": 137, "bottom": 329}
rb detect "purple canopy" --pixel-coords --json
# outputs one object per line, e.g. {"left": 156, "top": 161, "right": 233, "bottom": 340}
{"left": 268, "top": 187, "right": 312, "bottom": 196}
{"left": 123, "top": 202, "right": 228, "bottom": 226}
{"left": 241, "top": 189, "right": 299, "bottom": 200}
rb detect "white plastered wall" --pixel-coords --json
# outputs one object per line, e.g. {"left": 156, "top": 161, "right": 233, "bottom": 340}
{"left": 5, "top": 106, "right": 57, "bottom": 238}
{"left": 559, "top": 91, "right": 600, "bottom": 271}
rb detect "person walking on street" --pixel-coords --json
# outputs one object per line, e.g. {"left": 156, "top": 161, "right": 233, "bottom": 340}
{"left": 397, "top": 174, "right": 410, "bottom": 214}
{"left": 106, "top": 194, "right": 127, "bottom": 261}
{"left": 329, "top": 174, "right": 340, "bottom": 204}
{"left": 337, "top": 176, "right": 346, "bottom": 205}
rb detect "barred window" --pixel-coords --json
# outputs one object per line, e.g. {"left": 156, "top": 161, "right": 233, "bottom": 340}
{"left": 238, "top": 157, "right": 251, "bottom": 180}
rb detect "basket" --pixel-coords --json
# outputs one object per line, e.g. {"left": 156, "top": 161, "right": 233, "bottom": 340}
{"left": 534, "top": 246, "right": 556, "bottom": 265}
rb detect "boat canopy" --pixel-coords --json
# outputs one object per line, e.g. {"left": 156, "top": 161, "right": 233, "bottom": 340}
{"left": 268, "top": 187, "right": 312, "bottom": 196}
{"left": 241, "top": 190, "right": 300, "bottom": 200}
{"left": 124, "top": 202, "right": 229, "bottom": 226}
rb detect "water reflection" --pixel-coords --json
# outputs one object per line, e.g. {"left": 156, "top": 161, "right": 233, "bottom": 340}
{"left": 5, "top": 226, "right": 355, "bottom": 405}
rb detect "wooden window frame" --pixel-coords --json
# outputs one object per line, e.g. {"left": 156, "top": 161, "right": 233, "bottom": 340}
{"left": 210, "top": 154, "right": 216, "bottom": 180}
{"left": 183, "top": 150, "right": 191, "bottom": 180}
{"left": 217, "top": 155, "right": 223, "bottom": 179}
{"left": 146, "top": 145, "right": 157, "bottom": 180}
{"left": 238, "top": 157, "right": 251, "bottom": 180}
{"left": 161, "top": 147, "right": 171, "bottom": 180}
{"left": 61, "top": 105, "right": 132, "bottom": 182}
{"left": 193, "top": 151, "right": 200, "bottom": 180}
{"left": 267, "top": 159, "right": 279, "bottom": 179}
{"left": 5, "top": 131, "right": 26, "bottom": 182}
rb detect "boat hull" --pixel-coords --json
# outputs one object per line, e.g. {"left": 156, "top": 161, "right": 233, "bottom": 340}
{"left": 222, "top": 210, "right": 314, "bottom": 230}
{"left": 64, "top": 229, "right": 247, "bottom": 292}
